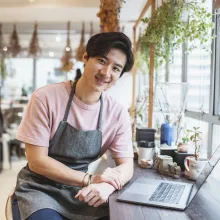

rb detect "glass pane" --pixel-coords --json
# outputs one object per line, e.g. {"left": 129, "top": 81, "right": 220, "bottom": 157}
{"left": 169, "top": 47, "right": 182, "bottom": 83}
{"left": 36, "top": 58, "right": 64, "bottom": 89}
{"left": 3, "top": 58, "right": 33, "bottom": 100}
{"left": 213, "top": 124, "right": 220, "bottom": 153}
{"left": 184, "top": 117, "right": 209, "bottom": 158}
{"left": 153, "top": 83, "right": 190, "bottom": 139}
{"left": 186, "top": 47, "right": 211, "bottom": 113}
{"left": 186, "top": 1, "right": 212, "bottom": 113}
{"left": 155, "top": 47, "right": 182, "bottom": 83}
{"left": 36, "top": 59, "right": 83, "bottom": 89}
{"left": 214, "top": 11, "right": 220, "bottom": 116}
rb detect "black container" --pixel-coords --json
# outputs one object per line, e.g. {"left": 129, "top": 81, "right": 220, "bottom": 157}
{"left": 173, "top": 151, "right": 194, "bottom": 171}
{"left": 138, "top": 140, "right": 155, "bottom": 148}
{"left": 136, "top": 128, "right": 156, "bottom": 143}
{"left": 160, "top": 148, "right": 176, "bottom": 158}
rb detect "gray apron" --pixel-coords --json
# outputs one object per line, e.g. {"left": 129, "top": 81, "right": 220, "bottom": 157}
{"left": 15, "top": 80, "right": 109, "bottom": 220}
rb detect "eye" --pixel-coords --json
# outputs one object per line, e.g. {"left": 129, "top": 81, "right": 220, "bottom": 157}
{"left": 113, "top": 66, "right": 121, "bottom": 72}
{"left": 98, "top": 58, "right": 106, "bottom": 65}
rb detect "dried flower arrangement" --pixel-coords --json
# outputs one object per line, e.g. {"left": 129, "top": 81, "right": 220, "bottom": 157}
{"left": 97, "top": 0, "right": 125, "bottom": 32}
{"left": 59, "top": 21, "right": 73, "bottom": 72}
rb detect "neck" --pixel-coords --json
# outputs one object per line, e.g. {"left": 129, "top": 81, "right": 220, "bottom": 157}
{"left": 74, "top": 78, "right": 101, "bottom": 105}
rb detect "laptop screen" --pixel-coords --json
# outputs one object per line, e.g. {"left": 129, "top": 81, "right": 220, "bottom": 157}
{"left": 187, "top": 146, "right": 220, "bottom": 205}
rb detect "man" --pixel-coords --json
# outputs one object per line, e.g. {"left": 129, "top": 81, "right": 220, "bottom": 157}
{"left": 13, "top": 32, "right": 134, "bottom": 220}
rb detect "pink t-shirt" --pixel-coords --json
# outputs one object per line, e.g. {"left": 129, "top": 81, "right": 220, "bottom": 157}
{"left": 16, "top": 81, "right": 133, "bottom": 158}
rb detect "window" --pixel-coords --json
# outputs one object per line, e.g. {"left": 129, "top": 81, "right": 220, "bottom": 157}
{"left": 3, "top": 58, "right": 33, "bottom": 100}
{"left": 36, "top": 58, "right": 65, "bottom": 89}
{"left": 186, "top": 47, "right": 211, "bottom": 113}
{"left": 169, "top": 47, "right": 182, "bottom": 83}
{"left": 186, "top": 1, "right": 213, "bottom": 113}
{"left": 214, "top": 10, "right": 220, "bottom": 116}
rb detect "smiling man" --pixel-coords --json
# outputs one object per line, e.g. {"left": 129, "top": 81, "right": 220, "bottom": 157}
{"left": 13, "top": 32, "right": 134, "bottom": 220}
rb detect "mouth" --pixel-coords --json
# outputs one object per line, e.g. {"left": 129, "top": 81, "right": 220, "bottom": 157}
{"left": 95, "top": 76, "right": 110, "bottom": 85}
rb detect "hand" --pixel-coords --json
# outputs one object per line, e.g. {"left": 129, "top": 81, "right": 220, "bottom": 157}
{"left": 92, "top": 167, "right": 123, "bottom": 190}
{"left": 75, "top": 182, "right": 115, "bottom": 207}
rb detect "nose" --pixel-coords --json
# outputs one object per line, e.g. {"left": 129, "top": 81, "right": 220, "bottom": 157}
{"left": 100, "top": 65, "right": 111, "bottom": 77}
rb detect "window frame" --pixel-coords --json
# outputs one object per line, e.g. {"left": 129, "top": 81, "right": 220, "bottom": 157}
{"left": 185, "top": 6, "right": 220, "bottom": 158}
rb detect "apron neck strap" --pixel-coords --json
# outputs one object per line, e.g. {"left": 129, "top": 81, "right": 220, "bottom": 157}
{"left": 63, "top": 80, "right": 77, "bottom": 122}
{"left": 63, "top": 80, "right": 103, "bottom": 130}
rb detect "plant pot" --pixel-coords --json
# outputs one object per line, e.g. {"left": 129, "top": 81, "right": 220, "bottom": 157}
{"left": 177, "top": 143, "right": 188, "bottom": 153}
{"left": 184, "top": 157, "right": 208, "bottom": 180}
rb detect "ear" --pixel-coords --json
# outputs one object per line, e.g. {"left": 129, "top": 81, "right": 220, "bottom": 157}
{"left": 83, "top": 52, "right": 89, "bottom": 64}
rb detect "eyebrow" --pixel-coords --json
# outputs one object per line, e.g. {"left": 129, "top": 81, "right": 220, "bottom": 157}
{"left": 100, "top": 55, "right": 124, "bottom": 69}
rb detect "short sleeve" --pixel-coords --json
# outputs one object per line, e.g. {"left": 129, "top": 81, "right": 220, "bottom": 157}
{"left": 109, "top": 108, "right": 134, "bottom": 158}
{"left": 16, "top": 94, "right": 50, "bottom": 147}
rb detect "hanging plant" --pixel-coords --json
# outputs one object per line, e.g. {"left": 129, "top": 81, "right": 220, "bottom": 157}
{"left": 59, "top": 21, "right": 73, "bottom": 73}
{"left": 8, "top": 24, "right": 22, "bottom": 57}
{"left": 97, "top": 0, "right": 126, "bottom": 32}
{"left": 28, "top": 22, "right": 41, "bottom": 57}
{"left": 139, "top": 0, "right": 215, "bottom": 69}
{"left": 75, "top": 22, "right": 86, "bottom": 62}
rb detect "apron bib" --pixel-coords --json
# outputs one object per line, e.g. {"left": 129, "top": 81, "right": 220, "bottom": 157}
{"left": 15, "top": 80, "right": 109, "bottom": 220}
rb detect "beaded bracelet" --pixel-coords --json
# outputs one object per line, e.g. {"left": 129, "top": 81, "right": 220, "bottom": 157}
{"left": 81, "top": 173, "right": 89, "bottom": 187}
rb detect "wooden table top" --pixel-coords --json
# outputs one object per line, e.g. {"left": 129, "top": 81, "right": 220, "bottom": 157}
{"left": 109, "top": 161, "right": 220, "bottom": 220}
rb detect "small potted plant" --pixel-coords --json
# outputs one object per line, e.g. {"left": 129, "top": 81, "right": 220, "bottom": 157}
{"left": 177, "top": 130, "right": 190, "bottom": 153}
{"left": 189, "top": 127, "right": 202, "bottom": 160}
{"left": 184, "top": 127, "right": 208, "bottom": 180}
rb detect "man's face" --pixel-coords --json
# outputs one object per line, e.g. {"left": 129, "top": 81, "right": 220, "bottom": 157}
{"left": 82, "top": 48, "right": 127, "bottom": 93}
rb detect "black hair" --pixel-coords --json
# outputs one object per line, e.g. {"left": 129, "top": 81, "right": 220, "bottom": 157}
{"left": 74, "top": 68, "right": 82, "bottom": 81}
{"left": 86, "top": 32, "right": 134, "bottom": 77}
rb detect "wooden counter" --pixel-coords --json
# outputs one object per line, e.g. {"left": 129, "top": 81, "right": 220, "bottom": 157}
{"left": 109, "top": 162, "right": 220, "bottom": 220}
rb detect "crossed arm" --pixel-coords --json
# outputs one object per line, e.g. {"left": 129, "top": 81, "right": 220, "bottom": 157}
{"left": 26, "top": 143, "right": 134, "bottom": 207}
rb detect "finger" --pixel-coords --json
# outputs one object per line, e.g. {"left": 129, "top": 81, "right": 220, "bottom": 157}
{"left": 93, "top": 198, "right": 106, "bottom": 207}
{"left": 107, "top": 176, "right": 121, "bottom": 189}
{"left": 88, "top": 195, "right": 100, "bottom": 206}
{"left": 101, "top": 172, "right": 120, "bottom": 187}
{"left": 103, "top": 173, "right": 122, "bottom": 189}
{"left": 84, "top": 191, "right": 97, "bottom": 203}
{"left": 108, "top": 172, "right": 123, "bottom": 189}
{"left": 78, "top": 187, "right": 92, "bottom": 201}
{"left": 75, "top": 190, "right": 82, "bottom": 198}
{"left": 103, "top": 176, "right": 119, "bottom": 190}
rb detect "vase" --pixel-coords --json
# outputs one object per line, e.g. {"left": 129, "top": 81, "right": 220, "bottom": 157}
{"left": 160, "top": 120, "right": 174, "bottom": 146}
{"left": 184, "top": 156, "right": 208, "bottom": 180}
{"left": 177, "top": 143, "right": 188, "bottom": 153}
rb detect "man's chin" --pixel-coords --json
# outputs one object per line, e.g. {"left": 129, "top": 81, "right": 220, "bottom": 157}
{"left": 92, "top": 85, "right": 106, "bottom": 93}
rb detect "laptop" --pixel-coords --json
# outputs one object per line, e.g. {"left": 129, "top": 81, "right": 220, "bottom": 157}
{"left": 118, "top": 146, "right": 220, "bottom": 210}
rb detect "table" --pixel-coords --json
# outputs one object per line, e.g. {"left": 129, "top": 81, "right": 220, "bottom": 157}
{"left": 109, "top": 161, "right": 220, "bottom": 220}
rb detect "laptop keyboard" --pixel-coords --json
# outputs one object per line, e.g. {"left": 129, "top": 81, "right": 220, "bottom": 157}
{"left": 149, "top": 182, "right": 185, "bottom": 204}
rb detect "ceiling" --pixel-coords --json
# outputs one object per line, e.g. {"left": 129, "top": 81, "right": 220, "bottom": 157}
{"left": 0, "top": 0, "right": 100, "bottom": 7}
{"left": 0, "top": 0, "right": 150, "bottom": 58}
